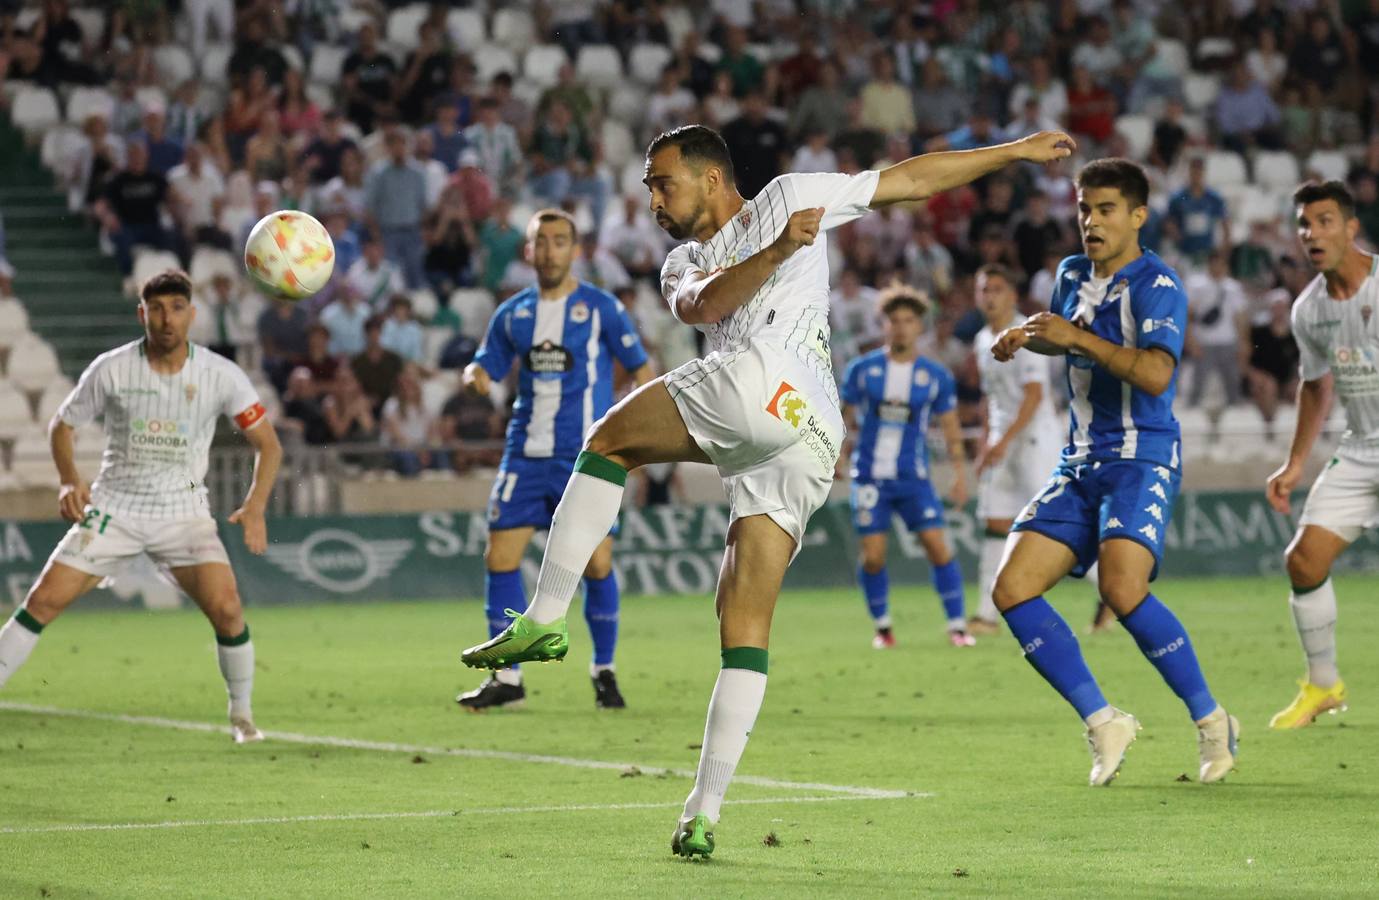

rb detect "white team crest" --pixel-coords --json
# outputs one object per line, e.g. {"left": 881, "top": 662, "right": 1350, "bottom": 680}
{"left": 184, "top": 384, "right": 197, "bottom": 402}
{"left": 1149, "top": 482, "right": 1168, "bottom": 501}
{"left": 1145, "top": 503, "right": 1163, "bottom": 522}
{"left": 738, "top": 208, "right": 753, "bottom": 229}
{"left": 1106, "top": 517, "right": 1123, "bottom": 529}
{"left": 570, "top": 302, "right": 590, "bottom": 324}
{"left": 868, "top": 367, "right": 883, "bottom": 377}
{"left": 914, "top": 369, "right": 930, "bottom": 386}
{"left": 515, "top": 307, "right": 533, "bottom": 318}
{"left": 264, "top": 528, "right": 413, "bottom": 594}
{"left": 1153, "top": 274, "right": 1175, "bottom": 289}
{"left": 1139, "top": 523, "right": 1158, "bottom": 542}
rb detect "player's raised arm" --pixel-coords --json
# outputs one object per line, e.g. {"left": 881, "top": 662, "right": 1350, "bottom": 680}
{"left": 870, "top": 131, "right": 1075, "bottom": 207}
{"left": 1020, "top": 311, "right": 1176, "bottom": 396}
{"left": 228, "top": 413, "right": 282, "bottom": 555}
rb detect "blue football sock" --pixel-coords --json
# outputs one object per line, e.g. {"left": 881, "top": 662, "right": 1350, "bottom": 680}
{"left": 1003, "top": 597, "right": 1109, "bottom": 720}
{"left": 1119, "top": 594, "right": 1217, "bottom": 721}
{"left": 932, "top": 559, "right": 965, "bottom": 623}
{"left": 858, "top": 565, "right": 889, "bottom": 623}
{"left": 583, "top": 573, "right": 620, "bottom": 667}
{"left": 485, "top": 568, "right": 525, "bottom": 671}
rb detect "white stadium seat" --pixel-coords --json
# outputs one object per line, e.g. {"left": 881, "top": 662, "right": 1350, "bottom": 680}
{"left": 420, "top": 366, "right": 453, "bottom": 414}
{"left": 11, "top": 87, "right": 61, "bottom": 137}
{"left": 0, "top": 298, "right": 32, "bottom": 353}
{"left": 491, "top": 8, "right": 535, "bottom": 51}
{"left": 421, "top": 327, "right": 452, "bottom": 370}
{"left": 449, "top": 288, "right": 496, "bottom": 340}
{"left": 189, "top": 247, "right": 239, "bottom": 285}
{"left": 575, "top": 45, "right": 623, "bottom": 90}
{"left": 200, "top": 42, "right": 233, "bottom": 85}
{"left": 281, "top": 45, "right": 305, "bottom": 73}
{"left": 473, "top": 45, "right": 518, "bottom": 82}
{"left": 1195, "top": 37, "right": 1236, "bottom": 67}
{"left": 386, "top": 3, "right": 428, "bottom": 49}
{"left": 65, "top": 86, "right": 114, "bottom": 124}
{"left": 10, "top": 428, "right": 57, "bottom": 487}
{"left": 39, "top": 123, "right": 82, "bottom": 173}
{"left": 0, "top": 384, "right": 32, "bottom": 439}
{"left": 628, "top": 42, "right": 673, "bottom": 85}
{"left": 1182, "top": 72, "right": 1220, "bottom": 112}
{"left": 70, "top": 7, "right": 106, "bottom": 45}
{"left": 134, "top": 86, "right": 167, "bottom": 114}
{"left": 1114, "top": 115, "right": 1153, "bottom": 160}
{"left": 620, "top": 158, "right": 646, "bottom": 195}
{"left": 600, "top": 119, "right": 635, "bottom": 169}
{"left": 1204, "top": 150, "right": 1247, "bottom": 188}
{"left": 523, "top": 45, "right": 567, "bottom": 88}
{"left": 133, "top": 250, "right": 183, "bottom": 290}
{"left": 408, "top": 287, "right": 439, "bottom": 322}
{"left": 154, "top": 44, "right": 195, "bottom": 86}
{"left": 446, "top": 8, "right": 486, "bottom": 50}
{"left": 605, "top": 84, "right": 647, "bottom": 126}
{"left": 1153, "top": 38, "right": 1189, "bottom": 78}
{"left": 1253, "top": 151, "right": 1301, "bottom": 192}
{"left": 34, "top": 376, "right": 74, "bottom": 425}
{"left": 1305, "top": 150, "right": 1349, "bottom": 182}
{"left": 309, "top": 44, "right": 349, "bottom": 86}
{"left": 5, "top": 336, "right": 62, "bottom": 394}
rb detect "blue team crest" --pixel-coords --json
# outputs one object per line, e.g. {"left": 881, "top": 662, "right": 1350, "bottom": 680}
{"left": 570, "top": 302, "right": 590, "bottom": 324}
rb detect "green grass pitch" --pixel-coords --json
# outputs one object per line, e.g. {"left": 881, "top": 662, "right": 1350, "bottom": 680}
{"left": 1, "top": 574, "right": 1376, "bottom": 898}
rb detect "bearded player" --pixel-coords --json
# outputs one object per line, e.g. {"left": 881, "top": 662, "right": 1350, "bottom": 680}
{"left": 0, "top": 270, "right": 282, "bottom": 743}
{"left": 990, "top": 159, "right": 1237, "bottom": 786}
{"left": 462, "top": 124, "right": 1075, "bottom": 856}
{"left": 1265, "top": 181, "right": 1379, "bottom": 730}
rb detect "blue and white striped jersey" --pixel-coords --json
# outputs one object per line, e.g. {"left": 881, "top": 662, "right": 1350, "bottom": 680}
{"left": 1050, "top": 251, "right": 1187, "bottom": 469}
{"left": 475, "top": 282, "right": 649, "bottom": 462}
{"left": 841, "top": 349, "right": 956, "bottom": 482}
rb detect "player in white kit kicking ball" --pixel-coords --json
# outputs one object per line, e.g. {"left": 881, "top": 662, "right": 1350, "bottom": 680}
{"left": 0, "top": 270, "right": 283, "bottom": 743}
{"left": 969, "top": 263, "right": 1108, "bottom": 634}
{"left": 460, "top": 124, "right": 1075, "bottom": 858}
{"left": 1265, "top": 181, "right": 1379, "bottom": 729}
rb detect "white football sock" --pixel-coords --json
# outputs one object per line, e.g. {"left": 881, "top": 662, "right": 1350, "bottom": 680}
{"left": 216, "top": 637, "right": 255, "bottom": 722}
{"left": 977, "top": 534, "right": 1004, "bottom": 622}
{"left": 0, "top": 614, "right": 42, "bottom": 689}
{"left": 526, "top": 467, "right": 625, "bottom": 625}
{"left": 1290, "top": 579, "right": 1339, "bottom": 688}
{"left": 1083, "top": 560, "right": 1100, "bottom": 590}
{"left": 682, "top": 664, "right": 768, "bottom": 823}
{"left": 493, "top": 667, "right": 523, "bottom": 686}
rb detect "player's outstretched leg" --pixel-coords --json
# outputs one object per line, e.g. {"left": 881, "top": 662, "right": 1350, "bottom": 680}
{"left": 917, "top": 528, "right": 973, "bottom": 646}
{"left": 583, "top": 537, "right": 625, "bottom": 709}
{"left": 1271, "top": 526, "right": 1349, "bottom": 729}
{"left": 674, "top": 515, "right": 790, "bottom": 859}
{"left": 172, "top": 564, "right": 262, "bottom": 743}
{"left": 993, "top": 532, "right": 1137, "bottom": 786}
{"left": 463, "top": 379, "right": 709, "bottom": 670}
{"left": 1098, "top": 540, "right": 1237, "bottom": 783}
{"left": 458, "top": 567, "right": 528, "bottom": 710}
{"left": 0, "top": 563, "right": 100, "bottom": 690}
{"left": 856, "top": 534, "right": 894, "bottom": 648}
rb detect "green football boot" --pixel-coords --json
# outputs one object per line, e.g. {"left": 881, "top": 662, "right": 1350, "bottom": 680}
{"left": 460, "top": 611, "right": 569, "bottom": 669}
{"left": 671, "top": 814, "right": 715, "bottom": 859}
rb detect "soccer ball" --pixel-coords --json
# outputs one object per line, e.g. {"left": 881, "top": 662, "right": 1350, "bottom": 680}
{"left": 243, "top": 210, "right": 336, "bottom": 300}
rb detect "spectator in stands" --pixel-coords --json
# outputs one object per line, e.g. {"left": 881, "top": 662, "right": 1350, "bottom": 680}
{"left": 1009, "top": 95, "right": 1061, "bottom": 140}
{"left": 1214, "top": 62, "right": 1282, "bottom": 155}
{"left": 828, "top": 268, "right": 881, "bottom": 368}
{"left": 479, "top": 196, "right": 523, "bottom": 294}
{"left": 365, "top": 127, "right": 428, "bottom": 290}
{"left": 96, "top": 141, "right": 175, "bottom": 276}
{"left": 646, "top": 63, "right": 697, "bottom": 142}
{"left": 235, "top": 179, "right": 281, "bottom": 253}
{"left": 427, "top": 101, "right": 467, "bottom": 173}
{"left": 409, "top": 130, "right": 448, "bottom": 209}
{"left": 302, "top": 109, "right": 356, "bottom": 186}
{"left": 1246, "top": 291, "right": 1299, "bottom": 441}
{"left": 320, "top": 284, "right": 370, "bottom": 357}
{"left": 526, "top": 99, "right": 607, "bottom": 226}
{"left": 351, "top": 314, "right": 403, "bottom": 414}
{"left": 721, "top": 90, "right": 787, "bottom": 199}
{"left": 464, "top": 96, "right": 522, "bottom": 197}
{"left": 538, "top": 61, "right": 596, "bottom": 132}
{"left": 299, "top": 322, "right": 338, "bottom": 390}
{"left": 859, "top": 50, "right": 915, "bottom": 136}
{"left": 257, "top": 296, "right": 309, "bottom": 392}
{"left": 1245, "top": 27, "right": 1287, "bottom": 92}
{"left": 1065, "top": 65, "right": 1117, "bottom": 146}
{"left": 1167, "top": 156, "right": 1230, "bottom": 263}
{"left": 598, "top": 194, "right": 665, "bottom": 282}
{"left": 672, "top": 30, "right": 716, "bottom": 100}
{"left": 1150, "top": 97, "right": 1189, "bottom": 169}
{"left": 380, "top": 295, "right": 424, "bottom": 364}
{"left": 423, "top": 183, "right": 477, "bottom": 299}
{"left": 439, "top": 375, "right": 502, "bottom": 472}
{"left": 573, "top": 231, "right": 632, "bottom": 293}
{"left": 228, "top": 17, "right": 287, "bottom": 86}
{"left": 322, "top": 207, "right": 361, "bottom": 274}
{"left": 1185, "top": 249, "right": 1249, "bottom": 410}
{"left": 223, "top": 66, "right": 275, "bottom": 165}
{"left": 397, "top": 22, "right": 454, "bottom": 125}
{"left": 132, "top": 108, "right": 184, "bottom": 177}
{"left": 341, "top": 22, "right": 398, "bottom": 133}
{"left": 280, "top": 366, "right": 333, "bottom": 445}
{"left": 489, "top": 71, "right": 532, "bottom": 141}
{"left": 190, "top": 270, "right": 248, "bottom": 360}
{"left": 1289, "top": 12, "right": 1349, "bottom": 98}
{"left": 927, "top": 109, "right": 1010, "bottom": 153}
{"left": 164, "top": 80, "right": 208, "bottom": 148}
{"left": 1011, "top": 191, "right": 1067, "bottom": 278}
{"left": 716, "top": 25, "right": 764, "bottom": 98}
{"left": 789, "top": 58, "right": 848, "bottom": 141}
{"left": 703, "top": 71, "right": 741, "bottom": 127}
{"left": 168, "top": 142, "right": 225, "bottom": 246}
{"left": 243, "top": 108, "right": 289, "bottom": 182}
{"left": 1352, "top": 172, "right": 1379, "bottom": 246}
{"left": 277, "top": 67, "right": 321, "bottom": 139}
{"left": 1071, "top": 17, "right": 1119, "bottom": 86}
{"left": 347, "top": 234, "right": 405, "bottom": 310}
{"left": 790, "top": 128, "right": 837, "bottom": 174}
{"left": 1007, "top": 55, "right": 1067, "bottom": 128}
{"left": 382, "top": 366, "right": 442, "bottom": 476}
{"left": 322, "top": 364, "right": 378, "bottom": 445}
{"left": 68, "top": 112, "right": 124, "bottom": 210}
{"left": 967, "top": 178, "right": 1016, "bottom": 247}
{"left": 1230, "top": 220, "right": 1281, "bottom": 296}
{"left": 905, "top": 219, "right": 955, "bottom": 299}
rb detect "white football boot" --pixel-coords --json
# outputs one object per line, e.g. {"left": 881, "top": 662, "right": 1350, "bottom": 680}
{"left": 1085, "top": 708, "right": 1140, "bottom": 786}
{"left": 1196, "top": 707, "right": 1239, "bottom": 783}
{"left": 231, "top": 717, "right": 265, "bottom": 744}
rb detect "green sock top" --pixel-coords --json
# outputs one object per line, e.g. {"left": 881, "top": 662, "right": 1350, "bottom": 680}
{"left": 721, "top": 646, "right": 768, "bottom": 675}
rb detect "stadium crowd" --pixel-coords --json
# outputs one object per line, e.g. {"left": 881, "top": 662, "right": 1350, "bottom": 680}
{"left": 2, "top": 0, "right": 1379, "bottom": 477}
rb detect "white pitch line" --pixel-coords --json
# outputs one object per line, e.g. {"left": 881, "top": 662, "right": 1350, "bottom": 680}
{"left": 0, "top": 701, "right": 921, "bottom": 800}
{"left": 0, "top": 795, "right": 888, "bottom": 837}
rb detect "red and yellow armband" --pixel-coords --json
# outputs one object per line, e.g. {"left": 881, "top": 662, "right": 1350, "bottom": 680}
{"left": 234, "top": 403, "right": 267, "bottom": 430}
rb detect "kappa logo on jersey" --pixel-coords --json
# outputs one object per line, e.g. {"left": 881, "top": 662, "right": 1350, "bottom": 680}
{"left": 1153, "top": 465, "right": 1172, "bottom": 482}
{"left": 569, "top": 302, "right": 590, "bottom": 324}
{"left": 525, "top": 340, "right": 575, "bottom": 375}
{"left": 1145, "top": 503, "right": 1163, "bottom": 523}
{"left": 1149, "top": 482, "right": 1169, "bottom": 501}
{"left": 1153, "top": 274, "right": 1176, "bottom": 289}
{"left": 264, "top": 528, "right": 413, "bottom": 594}
{"left": 1139, "top": 523, "right": 1158, "bottom": 542}
{"left": 1105, "top": 516, "right": 1124, "bottom": 528}
{"left": 765, "top": 381, "right": 805, "bottom": 427}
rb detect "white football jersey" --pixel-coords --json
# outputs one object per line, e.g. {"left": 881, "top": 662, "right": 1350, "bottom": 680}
{"left": 58, "top": 340, "right": 265, "bottom": 519}
{"left": 659, "top": 170, "right": 881, "bottom": 406}
{"left": 1292, "top": 255, "right": 1379, "bottom": 463}
{"left": 973, "top": 316, "right": 1060, "bottom": 445}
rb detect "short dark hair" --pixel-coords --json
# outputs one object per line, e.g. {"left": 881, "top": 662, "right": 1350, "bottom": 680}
{"left": 877, "top": 283, "right": 931, "bottom": 319}
{"left": 976, "top": 262, "right": 1018, "bottom": 290}
{"left": 140, "top": 269, "right": 192, "bottom": 302}
{"left": 646, "top": 125, "right": 736, "bottom": 184}
{"left": 364, "top": 314, "right": 385, "bottom": 333}
{"left": 1293, "top": 180, "right": 1355, "bottom": 218}
{"left": 1076, "top": 158, "right": 1149, "bottom": 209}
{"left": 526, "top": 207, "right": 578, "bottom": 242}
{"left": 491, "top": 71, "right": 513, "bottom": 88}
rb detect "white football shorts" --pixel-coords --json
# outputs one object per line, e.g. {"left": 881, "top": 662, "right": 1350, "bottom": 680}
{"left": 666, "top": 341, "right": 843, "bottom": 556}
{"left": 50, "top": 510, "right": 231, "bottom": 577}
{"left": 1299, "top": 454, "right": 1379, "bottom": 543}
{"left": 977, "top": 430, "right": 1064, "bottom": 521}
